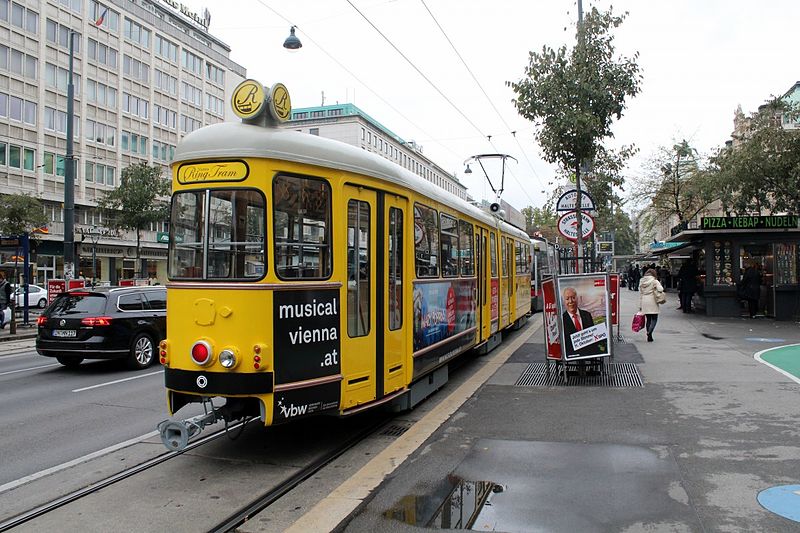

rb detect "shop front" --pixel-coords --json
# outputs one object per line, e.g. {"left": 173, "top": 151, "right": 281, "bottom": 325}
{"left": 665, "top": 215, "right": 800, "bottom": 320}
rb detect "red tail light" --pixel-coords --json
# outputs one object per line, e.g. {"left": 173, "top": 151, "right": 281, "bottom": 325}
{"left": 191, "top": 341, "right": 212, "bottom": 366}
{"left": 81, "top": 316, "right": 113, "bottom": 326}
{"left": 36, "top": 316, "right": 47, "bottom": 326}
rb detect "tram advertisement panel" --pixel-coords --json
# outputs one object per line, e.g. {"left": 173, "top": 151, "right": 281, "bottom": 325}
{"left": 542, "top": 277, "right": 562, "bottom": 360}
{"left": 273, "top": 288, "right": 340, "bottom": 384}
{"left": 413, "top": 279, "right": 476, "bottom": 352}
{"left": 490, "top": 279, "right": 499, "bottom": 332}
{"left": 556, "top": 274, "right": 611, "bottom": 361}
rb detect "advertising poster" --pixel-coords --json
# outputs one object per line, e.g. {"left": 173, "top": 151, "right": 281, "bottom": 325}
{"left": 413, "top": 279, "right": 477, "bottom": 352}
{"left": 542, "top": 277, "right": 562, "bottom": 360}
{"left": 609, "top": 273, "right": 619, "bottom": 326}
{"left": 557, "top": 274, "right": 611, "bottom": 361}
{"left": 273, "top": 288, "right": 341, "bottom": 384}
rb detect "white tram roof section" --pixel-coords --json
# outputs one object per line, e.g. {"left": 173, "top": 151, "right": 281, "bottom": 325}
{"left": 173, "top": 121, "right": 529, "bottom": 241}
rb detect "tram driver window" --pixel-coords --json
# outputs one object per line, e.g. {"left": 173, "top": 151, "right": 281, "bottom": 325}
{"left": 207, "top": 189, "right": 266, "bottom": 279}
{"left": 169, "top": 190, "right": 205, "bottom": 279}
{"left": 273, "top": 175, "right": 331, "bottom": 280}
{"left": 414, "top": 203, "right": 439, "bottom": 278}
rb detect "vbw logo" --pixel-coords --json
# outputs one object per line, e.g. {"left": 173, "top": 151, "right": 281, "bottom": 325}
{"left": 277, "top": 397, "right": 308, "bottom": 418}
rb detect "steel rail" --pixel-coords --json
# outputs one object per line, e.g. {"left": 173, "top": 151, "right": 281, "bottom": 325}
{"left": 0, "top": 420, "right": 250, "bottom": 532}
{"left": 208, "top": 415, "right": 392, "bottom": 533}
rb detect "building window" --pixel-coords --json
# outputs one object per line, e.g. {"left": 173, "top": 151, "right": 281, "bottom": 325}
{"left": 309, "top": 128, "right": 319, "bottom": 136}
{"left": 124, "top": 17, "right": 151, "bottom": 48}
{"left": 155, "top": 35, "right": 178, "bottom": 62}
{"left": 89, "top": 1, "right": 119, "bottom": 31}
{"left": 87, "top": 38, "right": 118, "bottom": 69}
{"left": 46, "top": 20, "right": 81, "bottom": 53}
{"left": 181, "top": 49, "right": 202, "bottom": 75}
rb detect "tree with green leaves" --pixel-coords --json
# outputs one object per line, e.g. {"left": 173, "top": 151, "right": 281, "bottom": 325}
{"left": 98, "top": 163, "right": 171, "bottom": 276}
{"left": 0, "top": 193, "right": 48, "bottom": 237}
{"left": 709, "top": 99, "right": 800, "bottom": 215}
{"left": 508, "top": 6, "right": 641, "bottom": 250}
{"left": 632, "top": 140, "right": 716, "bottom": 238}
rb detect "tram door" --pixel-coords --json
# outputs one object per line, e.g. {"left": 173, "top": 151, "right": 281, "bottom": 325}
{"left": 476, "top": 228, "right": 490, "bottom": 341}
{"left": 341, "top": 185, "right": 405, "bottom": 409}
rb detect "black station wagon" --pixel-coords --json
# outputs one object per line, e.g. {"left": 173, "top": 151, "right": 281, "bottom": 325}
{"left": 36, "top": 286, "right": 167, "bottom": 369}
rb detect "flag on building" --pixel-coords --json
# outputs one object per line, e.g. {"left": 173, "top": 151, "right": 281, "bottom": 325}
{"left": 95, "top": 6, "right": 108, "bottom": 26}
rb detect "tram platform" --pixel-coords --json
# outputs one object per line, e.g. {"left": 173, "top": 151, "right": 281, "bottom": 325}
{"left": 280, "top": 288, "right": 800, "bottom": 532}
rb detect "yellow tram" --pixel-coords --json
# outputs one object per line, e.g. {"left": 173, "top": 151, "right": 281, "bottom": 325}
{"left": 158, "top": 80, "right": 530, "bottom": 450}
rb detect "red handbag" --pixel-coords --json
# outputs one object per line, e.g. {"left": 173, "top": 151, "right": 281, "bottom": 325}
{"left": 631, "top": 312, "right": 645, "bottom": 332}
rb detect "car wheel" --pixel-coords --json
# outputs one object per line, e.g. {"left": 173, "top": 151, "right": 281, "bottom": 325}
{"left": 37, "top": 298, "right": 46, "bottom": 309}
{"left": 128, "top": 332, "right": 155, "bottom": 369}
{"left": 56, "top": 356, "right": 83, "bottom": 368}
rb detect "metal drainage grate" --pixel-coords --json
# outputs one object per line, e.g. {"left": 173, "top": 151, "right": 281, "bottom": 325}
{"left": 514, "top": 362, "right": 643, "bottom": 388}
{"left": 379, "top": 423, "right": 413, "bottom": 438}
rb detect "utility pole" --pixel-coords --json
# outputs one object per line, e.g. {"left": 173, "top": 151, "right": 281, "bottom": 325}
{"left": 63, "top": 30, "right": 76, "bottom": 282}
{"left": 575, "top": 0, "right": 585, "bottom": 273}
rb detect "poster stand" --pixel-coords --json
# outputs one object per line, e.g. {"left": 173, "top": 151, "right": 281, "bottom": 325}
{"left": 542, "top": 272, "right": 614, "bottom": 383}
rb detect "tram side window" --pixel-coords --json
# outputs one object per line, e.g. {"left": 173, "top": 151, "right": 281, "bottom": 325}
{"left": 501, "top": 237, "right": 508, "bottom": 277}
{"left": 440, "top": 213, "right": 458, "bottom": 278}
{"left": 414, "top": 203, "right": 439, "bottom": 278}
{"left": 169, "top": 190, "right": 205, "bottom": 279}
{"left": 388, "top": 207, "right": 403, "bottom": 330}
{"left": 459, "top": 220, "right": 474, "bottom": 276}
{"left": 208, "top": 190, "right": 266, "bottom": 279}
{"left": 490, "top": 233, "right": 497, "bottom": 277}
{"left": 273, "top": 175, "right": 331, "bottom": 279}
{"left": 515, "top": 241, "right": 524, "bottom": 273}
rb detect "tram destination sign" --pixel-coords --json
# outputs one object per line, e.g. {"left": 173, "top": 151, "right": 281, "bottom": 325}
{"left": 701, "top": 215, "right": 799, "bottom": 230}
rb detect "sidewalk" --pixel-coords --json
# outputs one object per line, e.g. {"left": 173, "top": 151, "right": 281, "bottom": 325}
{"left": 300, "top": 289, "right": 800, "bottom": 532}
{"left": 0, "top": 309, "right": 39, "bottom": 343}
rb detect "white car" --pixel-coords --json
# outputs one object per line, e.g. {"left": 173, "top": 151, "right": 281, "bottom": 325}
{"left": 13, "top": 284, "right": 49, "bottom": 309}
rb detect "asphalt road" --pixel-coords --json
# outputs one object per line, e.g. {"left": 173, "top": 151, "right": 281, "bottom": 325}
{"left": 0, "top": 346, "right": 192, "bottom": 487}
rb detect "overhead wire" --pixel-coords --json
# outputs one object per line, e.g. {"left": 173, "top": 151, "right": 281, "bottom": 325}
{"left": 419, "top": 0, "right": 546, "bottom": 196}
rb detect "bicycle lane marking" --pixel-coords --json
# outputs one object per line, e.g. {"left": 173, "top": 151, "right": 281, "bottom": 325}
{"left": 753, "top": 343, "right": 800, "bottom": 385}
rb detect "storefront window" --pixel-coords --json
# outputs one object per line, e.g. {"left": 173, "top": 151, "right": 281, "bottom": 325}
{"left": 711, "top": 240, "right": 734, "bottom": 285}
{"left": 773, "top": 243, "right": 798, "bottom": 285}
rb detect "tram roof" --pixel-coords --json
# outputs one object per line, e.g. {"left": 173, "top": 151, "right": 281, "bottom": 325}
{"left": 173, "top": 121, "right": 529, "bottom": 240}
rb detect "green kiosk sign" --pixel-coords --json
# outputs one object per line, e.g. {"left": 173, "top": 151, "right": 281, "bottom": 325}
{"left": 701, "top": 215, "right": 798, "bottom": 230}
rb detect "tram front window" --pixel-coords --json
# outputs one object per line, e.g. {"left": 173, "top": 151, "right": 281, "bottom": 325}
{"left": 169, "top": 189, "right": 266, "bottom": 280}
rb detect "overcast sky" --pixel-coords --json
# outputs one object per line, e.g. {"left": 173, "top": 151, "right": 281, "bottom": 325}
{"left": 180, "top": 0, "right": 799, "bottom": 212}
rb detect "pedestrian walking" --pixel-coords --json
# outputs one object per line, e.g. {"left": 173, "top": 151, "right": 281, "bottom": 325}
{"left": 632, "top": 264, "right": 641, "bottom": 291}
{"left": 639, "top": 268, "right": 665, "bottom": 342}
{"left": 0, "top": 272, "right": 11, "bottom": 329}
{"left": 737, "top": 262, "right": 762, "bottom": 318}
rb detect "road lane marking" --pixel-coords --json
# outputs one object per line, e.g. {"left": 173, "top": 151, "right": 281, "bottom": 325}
{"left": 0, "top": 430, "right": 159, "bottom": 494}
{"left": 0, "top": 363, "right": 60, "bottom": 376}
{"left": 754, "top": 343, "right": 800, "bottom": 385}
{"left": 72, "top": 370, "right": 164, "bottom": 392}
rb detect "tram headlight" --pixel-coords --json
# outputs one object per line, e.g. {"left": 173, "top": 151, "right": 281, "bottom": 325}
{"left": 219, "top": 349, "right": 237, "bottom": 369}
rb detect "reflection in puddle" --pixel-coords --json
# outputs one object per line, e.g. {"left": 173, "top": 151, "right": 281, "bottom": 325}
{"left": 384, "top": 474, "right": 504, "bottom": 529}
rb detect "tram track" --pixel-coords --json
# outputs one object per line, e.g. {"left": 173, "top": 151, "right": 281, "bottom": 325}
{"left": 0, "top": 420, "right": 251, "bottom": 532}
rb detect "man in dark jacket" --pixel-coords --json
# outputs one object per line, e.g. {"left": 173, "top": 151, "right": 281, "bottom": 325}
{"left": 0, "top": 272, "right": 11, "bottom": 329}
{"left": 738, "top": 263, "right": 761, "bottom": 318}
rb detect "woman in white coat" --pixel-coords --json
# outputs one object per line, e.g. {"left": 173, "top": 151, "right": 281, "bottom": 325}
{"left": 639, "top": 268, "right": 665, "bottom": 342}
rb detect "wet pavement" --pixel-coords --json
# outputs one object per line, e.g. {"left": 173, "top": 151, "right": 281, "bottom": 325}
{"left": 296, "top": 289, "right": 800, "bottom": 532}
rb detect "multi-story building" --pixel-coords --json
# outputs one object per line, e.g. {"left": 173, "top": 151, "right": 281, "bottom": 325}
{"left": 284, "top": 103, "right": 469, "bottom": 202}
{"left": 0, "top": 0, "right": 245, "bottom": 284}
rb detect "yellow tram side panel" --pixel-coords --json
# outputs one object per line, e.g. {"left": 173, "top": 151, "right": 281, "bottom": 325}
{"left": 165, "top": 285, "right": 277, "bottom": 424}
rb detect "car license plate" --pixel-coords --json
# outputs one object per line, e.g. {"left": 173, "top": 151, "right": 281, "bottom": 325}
{"left": 52, "top": 329, "right": 77, "bottom": 338}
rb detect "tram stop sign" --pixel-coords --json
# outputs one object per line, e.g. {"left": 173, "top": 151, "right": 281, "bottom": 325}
{"left": 557, "top": 211, "right": 595, "bottom": 242}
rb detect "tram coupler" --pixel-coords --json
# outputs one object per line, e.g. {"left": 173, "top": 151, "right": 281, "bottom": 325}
{"left": 158, "top": 399, "right": 223, "bottom": 451}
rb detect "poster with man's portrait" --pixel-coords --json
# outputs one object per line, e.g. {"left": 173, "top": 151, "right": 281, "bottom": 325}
{"left": 556, "top": 274, "right": 611, "bottom": 360}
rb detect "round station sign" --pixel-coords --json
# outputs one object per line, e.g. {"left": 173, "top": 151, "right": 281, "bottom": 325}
{"left": 557, "top": 211, "right": 595, "bottom": 242}
{"left": 556, "top": 189, "right": 596, "bottom": 212}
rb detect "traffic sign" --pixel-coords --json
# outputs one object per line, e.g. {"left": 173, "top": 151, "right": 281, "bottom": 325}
{"left": 557, "top": 211, "right": 595, "bottom": 242}
{"left": 556, "top": 189, "right": 596, "bottom": 212}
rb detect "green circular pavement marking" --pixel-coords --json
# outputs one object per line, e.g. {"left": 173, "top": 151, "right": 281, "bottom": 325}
{"left": 759, "top": 345, "right": 800, "bottom": 380}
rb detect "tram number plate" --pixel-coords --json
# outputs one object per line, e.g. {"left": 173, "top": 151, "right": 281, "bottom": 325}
{"left": 53, "top": 329, "right": 77, "bottom": 337}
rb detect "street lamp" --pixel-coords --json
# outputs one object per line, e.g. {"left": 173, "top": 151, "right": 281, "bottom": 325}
{"left": 283, "top": 26, "right": 302, "bottom": 50}
{"left": 63, "top": 30, "right": 77, "bottom": 282}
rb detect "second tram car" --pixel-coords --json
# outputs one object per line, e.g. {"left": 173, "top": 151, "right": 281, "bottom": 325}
{"left": 529, "top": 237, "right": 557, "bottom": 312}
{"left": 158, "top": 81, "right": 531, "bottom": 449}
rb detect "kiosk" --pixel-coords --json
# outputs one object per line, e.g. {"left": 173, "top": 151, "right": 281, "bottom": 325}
{"left": 663, "top": 215, "right": 800, "bottom": 320}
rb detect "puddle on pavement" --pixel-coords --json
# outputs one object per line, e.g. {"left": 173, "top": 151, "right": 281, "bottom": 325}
{"left": 384, "top": 474, "right": 505, "bottom": 530}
